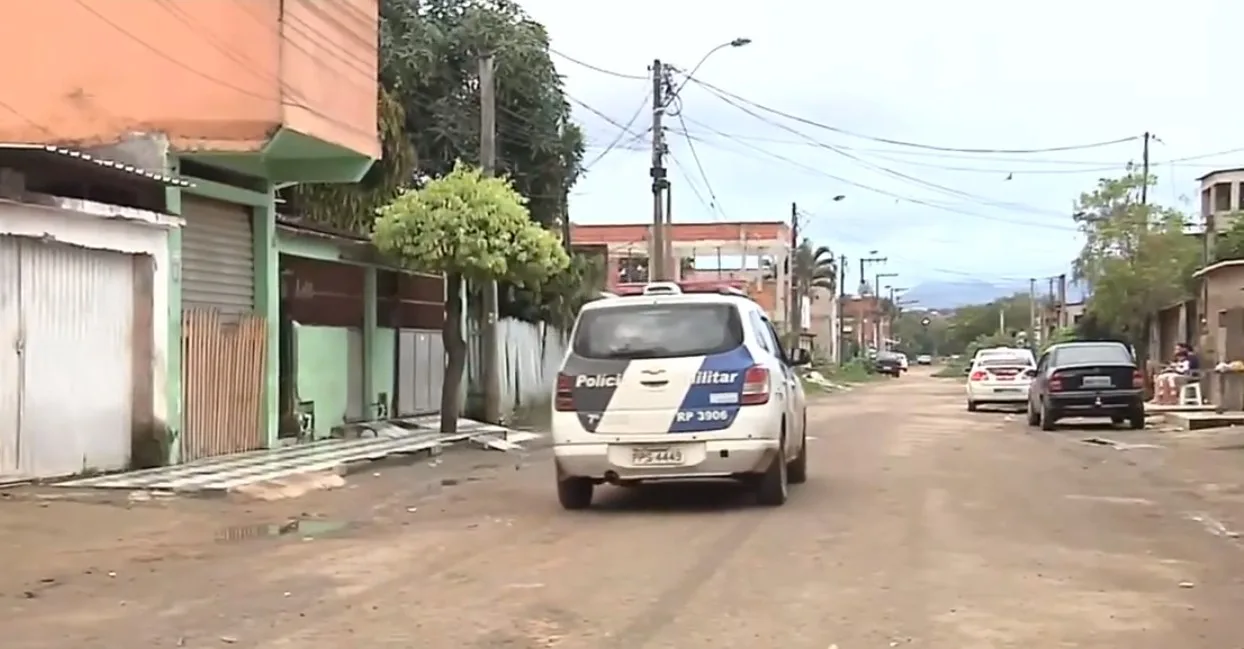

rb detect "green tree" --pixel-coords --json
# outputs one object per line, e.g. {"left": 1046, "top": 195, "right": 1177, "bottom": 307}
{"left": 1213, "top": 213, "right": 1244, "bottom": 261}
{"left": 378, "top": 0, "right": 584, "bottom": 230}
{"left": 282, "top": 88, "right": 416, "bottom": 233}
{"left": 372, "top": 163, "right": 569, "bottom": 433}
{"left": 942, "top": 294, "right": 1032, "bottom": 354}
{"left": 893, "top": 311, "right": 949, "bottom": 356}
{"left": 287, "top": 0, "right": 586, "bottom": 327}
{"left": 789, "top": 239, "right": 836, "bottom": 332}
{"left": 1072, "top": 170, "right": 1199, "bottom": 360}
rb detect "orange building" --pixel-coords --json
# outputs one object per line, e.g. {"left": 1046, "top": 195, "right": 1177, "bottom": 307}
{"left": 571, "top": 221, "right": 792, "bottom": 328}
{"left": 0, "top": 1, "right": 395, "bottom": 474}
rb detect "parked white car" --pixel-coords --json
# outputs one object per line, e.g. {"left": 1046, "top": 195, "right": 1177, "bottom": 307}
{"left": 966, "top": 354, "right": 1035, "bottom": 411}
{"left": 973, "top": 346, "right": 1036, "bottom": 367}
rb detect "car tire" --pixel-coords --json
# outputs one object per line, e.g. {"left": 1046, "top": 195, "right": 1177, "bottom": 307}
{"left": 1129, "top": 407, "right": 1146, "bottom": 430}
{"left": 756, "top": 436, "right": 789, "bottom": 507}
{"left": 787, "top": 425, "right": 808, "bottom": 485}
{"left": 556, "top": 476, "right": 594, "bottom": 510}
{"left": 1040, "top": 400, "right": 1057, "bottom": 431}
{"left": 1111, "top": 415, "right": 1124, "bottom": 425}
{"left": 1026, "top": 402, "right": 1040, "bottom": 426}
{"left": 967, "top": 400, "right": 977, "bottom": 412}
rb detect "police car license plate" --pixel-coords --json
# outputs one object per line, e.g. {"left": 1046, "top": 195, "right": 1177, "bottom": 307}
{"left": 632, "top": 447, "right": 684, "bottom": 466}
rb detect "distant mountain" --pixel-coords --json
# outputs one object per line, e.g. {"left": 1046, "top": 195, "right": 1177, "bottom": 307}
{"left": 903, "top": 279, "right": 1088, "bottom": 309}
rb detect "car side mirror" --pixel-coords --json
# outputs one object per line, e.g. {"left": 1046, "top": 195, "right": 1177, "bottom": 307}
{"left": 788, "top": 347, "right": 812, "bottom": 366}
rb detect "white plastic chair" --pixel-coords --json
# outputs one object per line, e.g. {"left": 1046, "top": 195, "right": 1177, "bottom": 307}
{"left": 1178, "top": 381, "right": 1203, "bottom": 406}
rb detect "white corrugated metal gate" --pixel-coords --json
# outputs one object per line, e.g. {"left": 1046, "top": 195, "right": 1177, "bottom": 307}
{"left": 0, "top": 235, "right": 134, "bottom": 482}
{"left": 181, "top": 196, "right": 254, "bottom": 316}
{"left": 397, "top": 329, "right": 445, "bottom": 415}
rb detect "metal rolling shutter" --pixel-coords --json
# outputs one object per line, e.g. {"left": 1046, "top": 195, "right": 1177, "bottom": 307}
{"left": 181, "top": 196, "right": 254, "bottom": 315}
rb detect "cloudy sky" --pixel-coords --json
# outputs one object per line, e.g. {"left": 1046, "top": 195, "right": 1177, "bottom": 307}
{"left": 519, "top": 0, "right": 1242, "bottom": 289}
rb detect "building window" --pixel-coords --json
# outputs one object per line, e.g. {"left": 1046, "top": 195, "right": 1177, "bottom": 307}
{"left": 1214, "top": 182, "right": 1232, "bottom": 212}
{"left": 618, "top": 257, "right": 649, "bottom": 283}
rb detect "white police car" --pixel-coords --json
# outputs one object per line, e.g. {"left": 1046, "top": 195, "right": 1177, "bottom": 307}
{"left": 550, "top": 282, "right": 811, "bottom": 509}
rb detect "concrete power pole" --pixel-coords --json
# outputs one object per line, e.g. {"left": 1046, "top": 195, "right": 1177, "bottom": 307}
{"left": 479, "top": 54, "right": 502, "bottom": 424}
{"left": 1028, "top": 277, "right": 1036, "bottom": 352}
{"left": 838, "top": 254, "right": 847, "bottom": 363}
{"left": 789, "top": 202, "right": 800, "bottom": 336}
{"left": 649, "top": 59, "right": 668, "bottom": 281}
{"left": 1057, "top": 273, "right": 1067, "bottom": 329}
{"left": 1140, "top": 131, "right": 1151, "bottom": 206}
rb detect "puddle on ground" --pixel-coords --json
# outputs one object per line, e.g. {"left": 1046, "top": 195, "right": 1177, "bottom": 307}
{"left": 216, "top": 518, "right": 352, "bottom": 542}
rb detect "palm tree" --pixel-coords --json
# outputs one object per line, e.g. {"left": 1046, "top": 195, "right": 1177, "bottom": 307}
{"left": 790, "top": 239, "right": 837, "bottom": 333}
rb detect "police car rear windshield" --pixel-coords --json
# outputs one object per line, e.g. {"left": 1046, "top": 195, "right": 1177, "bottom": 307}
{"left": 573, "top": 304, "right": 744, "bottom": 360}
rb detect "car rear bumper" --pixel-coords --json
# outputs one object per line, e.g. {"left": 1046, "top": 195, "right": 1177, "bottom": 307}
{"left": 967, "top": 383, "right": 1030, "bottom": 402}
{"left": 1048, "top": 388, "right": 1143, "bottom": 415}
{"left": 553, "top": 438, "right": 779, "bottom": 481}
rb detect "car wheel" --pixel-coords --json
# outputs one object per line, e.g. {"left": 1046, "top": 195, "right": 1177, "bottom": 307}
{"left": 966, "top": 400, "right": 977, "bottom": 412}
{"left": 756, "top": 434, "right": 789, "bottom": 507}
{"left": 1129, "top": 407, "right": 1146, "bottom": 430}
{"left": 787, "top": 425, "right": 808, "bottom": 485}
{"left": 1110, "top": 415, "right": 1124, "bottom": 426}
{"left": 556, "top": 475, "right": 594, "bottom": 510}
{"left": 1040, "top": 399, "right": 1057, "bottom": 431}
{"left": 1026, "top": 402, "right": 1040, "bottom": 426}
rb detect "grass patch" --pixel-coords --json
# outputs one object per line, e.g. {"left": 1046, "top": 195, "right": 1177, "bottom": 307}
{"left": 806, "top": 358, "right": 882, "bottom": 387}
{"left": 932, "top": 361, "right": 970, "bottom": 378}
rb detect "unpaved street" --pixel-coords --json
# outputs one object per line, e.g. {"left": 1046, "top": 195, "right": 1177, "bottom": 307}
{"left": 5, "top": 369, "right": 1244, "bottom": 648}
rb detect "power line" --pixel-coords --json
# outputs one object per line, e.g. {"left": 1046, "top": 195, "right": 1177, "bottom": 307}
{"left": 581, "top": 90, "right": 652, "bottom": 170}
{"left": 676, "top": 118, "right": 1079, "bottom": 233}
{"left": 549, "top": 49, "right": 649, "bottom": 81}
{"left": 667, "top": 154, "right": 714, "bottom": 216}
{"left": 688, "top": 80, "right": 1078, "bottom": 219}
{"left": 681, "top": 74, "right": 1140, "bottom": 155}
{"left": 673, "top": 112, "right": 725, "bottom": 218}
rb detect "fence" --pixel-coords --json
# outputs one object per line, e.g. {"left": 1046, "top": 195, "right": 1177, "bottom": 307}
{"left": 466, "top": 317, "right": 567, "bottom": 418}
{"left": 181, "top": 309, "right": 268, "bottom": 460}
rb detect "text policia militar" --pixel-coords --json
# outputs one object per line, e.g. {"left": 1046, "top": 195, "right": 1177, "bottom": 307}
{"left": 573, "top": 371, "right": 741, "bottom": 388}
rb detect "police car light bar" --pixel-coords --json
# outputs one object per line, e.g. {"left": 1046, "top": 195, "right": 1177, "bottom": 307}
{"left": 633, "top": 281, "right": 749, "bottom": 298}
{"left": 641, "top": 282, "right": 682, "bottom": 295}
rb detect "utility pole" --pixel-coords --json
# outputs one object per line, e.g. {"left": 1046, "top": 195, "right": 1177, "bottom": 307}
{"left": 1028, "top": 278, "right": 1036, "bottom": 352}
{"left": 838, "top": 254, "right": 848, "bottom": 362}
{"left": 478, "top": 54, "right": 503, "bottom": 425}
{"left": 1057, "top": 273, "right": 1067, "bottom": 329}
{"left": 479, "top": 54, "right": 502, "bottom": 425}
{"left": 664, "top": 178, "right": 674, "bottom": 279}
{"left": 789, "top": 203, "right": 800, "bottom": 335}
{"left": 874, "top": 271, "right": 897, "bottom": 350}
{"left": 1140, "top": 131, "right": 1151, "bottom": 206}
{"left": 859, "top": 254, "right": 887, "bottom": 294}
{"left": 649, "top": 59, "right": 668, "bottom": 281}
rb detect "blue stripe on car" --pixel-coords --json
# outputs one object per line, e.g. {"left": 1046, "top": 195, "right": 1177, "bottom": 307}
{"left": 668, "top": 346, "right": 754, "bottom": 433}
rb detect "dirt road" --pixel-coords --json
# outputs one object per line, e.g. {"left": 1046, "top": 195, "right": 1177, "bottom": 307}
{"left": 5, "top": 369, "right": 1244, "bottom": 648}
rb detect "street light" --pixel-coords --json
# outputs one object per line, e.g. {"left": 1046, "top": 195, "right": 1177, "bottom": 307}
{"left": 670, "top": 38, "right": 752, "bottom": 102}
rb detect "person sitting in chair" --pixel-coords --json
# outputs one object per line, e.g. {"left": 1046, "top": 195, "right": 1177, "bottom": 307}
{"left": 1154, "top": 343, "right": 1200, "bottom": 404}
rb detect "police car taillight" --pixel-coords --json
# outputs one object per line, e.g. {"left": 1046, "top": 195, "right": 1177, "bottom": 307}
{"left": 554, "top": 373, "right": 574, "bottom": 411}
{"left": 740, "top": 366, "right": 770, "bottom": 405}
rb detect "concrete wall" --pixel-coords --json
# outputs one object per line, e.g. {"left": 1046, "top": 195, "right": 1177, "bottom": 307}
{"left": 0, "top": 0, "right": 378, "bottom": 158}
{"left": 293, "top": 324, "right": 395, "bottom": 438}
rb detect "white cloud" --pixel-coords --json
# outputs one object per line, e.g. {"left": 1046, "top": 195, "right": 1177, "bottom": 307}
{"left": 520, "top": 0, "right": 1242, "bottom": 285}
